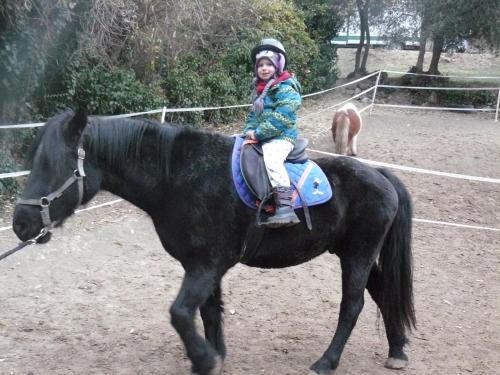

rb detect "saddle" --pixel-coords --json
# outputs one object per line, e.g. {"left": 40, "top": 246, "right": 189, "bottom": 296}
{"left": 231, "top": 136, "right": 333, "bottom": 231}
{"left": 240, "top": 138, "right": 309, "bottom": 201}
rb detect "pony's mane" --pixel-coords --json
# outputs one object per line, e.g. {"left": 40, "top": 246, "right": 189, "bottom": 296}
{"left": 30, "top": 110, "right": 209, "bottom": 180}
{"left": 86, "top": 117, "right": 193, "bottom": 180}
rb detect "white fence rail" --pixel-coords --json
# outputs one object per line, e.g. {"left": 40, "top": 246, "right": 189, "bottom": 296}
{"left": 1, "top": 69, "right": 500, "bottom": 181}
{"left": 374, "top": 70, "right": 500, "bottom": 119}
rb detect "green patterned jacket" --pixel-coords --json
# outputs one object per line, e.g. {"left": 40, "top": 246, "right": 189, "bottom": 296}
{"left": 243, "top": 77, "right": 301, "bottom": 144}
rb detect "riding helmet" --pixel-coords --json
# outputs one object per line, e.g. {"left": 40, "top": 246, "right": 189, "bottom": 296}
{"left": 251, "top": 38, "right": 287, "bottom": 70}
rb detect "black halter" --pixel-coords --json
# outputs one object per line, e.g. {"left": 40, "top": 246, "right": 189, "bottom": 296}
{"left": 16, "top": 138, "right": 86, "bottom": 230}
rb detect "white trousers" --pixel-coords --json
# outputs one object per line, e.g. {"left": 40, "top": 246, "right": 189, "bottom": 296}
{"left": 261, "top": 139, "right": 294, "bottom": 187}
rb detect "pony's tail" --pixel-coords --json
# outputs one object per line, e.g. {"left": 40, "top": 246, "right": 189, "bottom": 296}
{"left": 333, "top": 113, "right": 349, "bottom": 155}
{"left": 377, "top": 168, "right": 416, "bottom": 333}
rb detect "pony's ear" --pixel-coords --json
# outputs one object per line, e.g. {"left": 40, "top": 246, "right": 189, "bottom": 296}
{"left": 64, "top": 108, "right": 87, "bottom": 142}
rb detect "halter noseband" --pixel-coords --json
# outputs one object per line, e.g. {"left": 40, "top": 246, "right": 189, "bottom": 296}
{"left": 17, "top": 138, "right": 86, "bottom": 230}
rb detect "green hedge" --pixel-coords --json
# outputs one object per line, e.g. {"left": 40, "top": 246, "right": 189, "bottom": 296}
{"left": 39, "top": 62, "right": 166, "bottom": 116}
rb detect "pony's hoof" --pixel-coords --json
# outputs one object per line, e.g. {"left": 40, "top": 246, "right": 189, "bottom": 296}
{"left": 308, "top": 370, "right": 332, "bottom": 375}
{"left": 193, "top": 356, "right": 223, "bottom": 375}
{"left": 209, "top": 356, "right": 224, "bottom": 375}
{"left": 385, "top": 356, "right": 408, "bottom": 369}
{"left": 309, "top": 358, "right": 334, "bottom": 375}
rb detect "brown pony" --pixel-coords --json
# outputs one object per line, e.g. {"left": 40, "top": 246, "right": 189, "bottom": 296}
{"left": 331, "top": 102, "right": 362, "bottom": 156}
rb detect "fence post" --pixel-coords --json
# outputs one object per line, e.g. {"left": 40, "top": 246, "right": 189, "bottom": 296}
{"left": 161, "top": 106, "right": 167, "bottom": 124}
{"left": 369, "top": 70, "right": 382, "bottom": 115}
{"left": 495, "top": 88, "right": 500, "bottom": 122}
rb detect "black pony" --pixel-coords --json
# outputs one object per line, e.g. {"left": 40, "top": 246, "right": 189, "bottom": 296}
{"left": 13, "top": 109, "right": 415, "bottom": 375}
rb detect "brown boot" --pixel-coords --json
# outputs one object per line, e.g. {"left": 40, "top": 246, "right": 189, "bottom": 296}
{"left": 262, "top": 186, "right": 300, "bottom": 228}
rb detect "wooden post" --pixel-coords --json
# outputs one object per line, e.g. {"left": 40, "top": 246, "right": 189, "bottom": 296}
{"left": 369, "top": 70, "right": 382, "bottom": 115}
{"left": 161, "top": 106, "right": 167, "bottom": 124}
{"left": 495, "top": 88, "right": 500, "bottom": 122}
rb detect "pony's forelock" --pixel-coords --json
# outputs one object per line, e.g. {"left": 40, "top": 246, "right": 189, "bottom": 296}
{"left": 29, "top": 110, "right": 77, "bottom": 174}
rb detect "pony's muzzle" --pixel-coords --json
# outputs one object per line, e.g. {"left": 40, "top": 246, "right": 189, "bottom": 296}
{"left": 12, "top": 205, "right": 45, "bottom": 242}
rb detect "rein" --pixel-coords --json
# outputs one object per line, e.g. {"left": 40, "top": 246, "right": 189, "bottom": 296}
{"left": 1, "top": 138, "right": 87, "bottom": 261}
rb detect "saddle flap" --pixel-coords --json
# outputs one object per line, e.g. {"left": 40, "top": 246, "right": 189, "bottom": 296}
{"left": 240, "top": 141, "right": 272, "bottom": 200}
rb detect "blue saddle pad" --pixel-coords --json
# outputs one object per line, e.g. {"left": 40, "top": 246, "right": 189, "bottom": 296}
{"left": 231, "top": 136, "right": 333, "bottom": 209}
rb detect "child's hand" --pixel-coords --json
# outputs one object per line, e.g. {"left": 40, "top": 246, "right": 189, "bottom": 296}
{"left": 245, "top": 130, "right": 257, "bottom": 140}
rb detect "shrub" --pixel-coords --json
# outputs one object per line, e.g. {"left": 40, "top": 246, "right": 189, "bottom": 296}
{"left": 0, "top": 128, "right": 36, "bottom": 201}
{"left": 162, "top": 61, "right": 211, "bottom": 126}
{"left": 39, "top": 62, "right": 166, "bottom": 116}
{"left": 161, "top": 0, "right": 337, "bottom": 126}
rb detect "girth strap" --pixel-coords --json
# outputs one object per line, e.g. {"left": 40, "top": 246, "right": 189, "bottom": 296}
{"left": 239, "top": 223, "right": 266, "bottom": 263}
{"left": 292, "top": 183, "right": 312, "bottom": 230}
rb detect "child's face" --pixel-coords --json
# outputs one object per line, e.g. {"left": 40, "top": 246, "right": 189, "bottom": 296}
{"left": 256, "top": 58, "right": 276, "bottom": 81}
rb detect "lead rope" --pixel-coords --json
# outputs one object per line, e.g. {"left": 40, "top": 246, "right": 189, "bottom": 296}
{"left": 0, "top": 227, "right": 49, "bottom": 261}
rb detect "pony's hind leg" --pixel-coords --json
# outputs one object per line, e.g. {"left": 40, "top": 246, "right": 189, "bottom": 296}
{"left": 309, "top": 257, "right": 373, "bottom": 375}
{"left": 334, "top": 122, "right": 349, "bottom": 155}
{"left": 170, "top": 269, "right": 224, "bottom": 375}
{"left": 348, "top": 134, "right": 358, "bottom": 156}
{"left": 200, "top": 284, "right": 226, "bottom": 359}
{"left": 366, "top": 265, "right": 409, "bottom": 369}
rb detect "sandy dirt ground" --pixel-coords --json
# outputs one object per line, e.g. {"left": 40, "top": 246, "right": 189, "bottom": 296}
{"left": 1, "top": 92, "right": 500, "bottom": 375}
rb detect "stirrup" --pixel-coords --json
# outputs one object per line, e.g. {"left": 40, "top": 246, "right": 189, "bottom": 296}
{"left": 261, "top": 207, "right": 300, "bottom": 228}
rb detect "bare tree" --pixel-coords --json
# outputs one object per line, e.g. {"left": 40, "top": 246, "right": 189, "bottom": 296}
{"left": 74, "top": 0, "right": 262, "bottom": 80}
{"left": 352, "top": 0, "right": 370, "bottom": 74}
{"left": 415, "top": 10, "right": 430, "bottom": 73}
{"left": 414, "top": 0, "right": 500, "bottom": 74}
{"left": 83, "top": 0, "right": 139, "bottom": 64}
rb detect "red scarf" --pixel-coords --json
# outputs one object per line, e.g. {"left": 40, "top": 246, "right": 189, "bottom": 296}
{"left": 256, "top": 71, "right": 292, "bottom": 94}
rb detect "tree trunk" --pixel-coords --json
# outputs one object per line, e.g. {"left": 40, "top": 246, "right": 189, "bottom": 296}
{"left": 360, "top": 12, "right": 370, "bottom": 73}
{"left": 428, "top": 34, "right": 444, "bottom": 74}
{"left": 416, "top": 12, "right": 430, "bottom": 73}
{"left": 354, "top": 0, "right": 369, "bottom": 74}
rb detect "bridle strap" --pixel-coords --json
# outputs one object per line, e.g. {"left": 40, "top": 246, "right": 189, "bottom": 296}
{"left": 76, "top": 144, "right": 86, "bottom": 205}
{"left": 16, "top": 138, "right": 86, "bottom": 228}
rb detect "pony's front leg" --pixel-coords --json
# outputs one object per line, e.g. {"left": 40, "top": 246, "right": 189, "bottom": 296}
{"left": 170, "top": 269, "right": 224, "bottom": 375}
{"left": 309, "top": 258, "right": 371, "bottom": 375}
{"left": 200, "top": 284, "right": 226, "bottom": 359}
